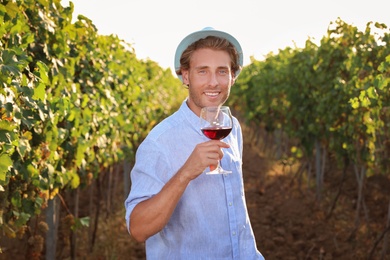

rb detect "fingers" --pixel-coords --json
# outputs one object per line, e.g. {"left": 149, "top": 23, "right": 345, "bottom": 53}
{"left": 200, "top": 140, "right": 229, "bottom": 160}
{"left": 193, "top": 140, "right": 228, "bottom": 170}
{"left": 180, "top": 140, "right": 230, "bottom": 180}
{"left": 205, "top": 140, "right": 230, "bottom": 149}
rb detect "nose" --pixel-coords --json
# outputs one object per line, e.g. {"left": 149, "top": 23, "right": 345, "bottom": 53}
{"left": 208, "top": 72, "right": 219, "bottom": 87}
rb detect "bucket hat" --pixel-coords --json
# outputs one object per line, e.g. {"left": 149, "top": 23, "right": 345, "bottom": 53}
{"left": 174, "top": 27, "right": 243, "bottom": 81}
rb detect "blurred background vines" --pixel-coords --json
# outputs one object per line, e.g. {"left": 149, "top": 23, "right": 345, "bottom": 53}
{"left": 1, "top": 0, "right": 390, "bottom": 258}
{"left": 231, "top": 19, "right": 390, "bottom": 193}
{"left": 0, "top": 0, "right": 185, "bottom": 258}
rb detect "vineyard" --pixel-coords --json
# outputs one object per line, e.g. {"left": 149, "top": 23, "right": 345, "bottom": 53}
{"left": 0, "top": 0, "right": 186, "bottom": 258}
{"left": 1, "top": 0, "right": 390, "bottom": 259}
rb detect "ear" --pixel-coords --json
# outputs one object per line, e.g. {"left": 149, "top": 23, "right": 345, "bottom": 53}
{"left": 182, "top": 69, "right": 189, "bottom": 85}
{"left": 231, "top": 74, "right": 236, "bottom": 85}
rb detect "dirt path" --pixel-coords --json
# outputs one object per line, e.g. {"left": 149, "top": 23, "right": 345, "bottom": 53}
{"left": 242, "top": 127, "right": 390, "bottom": 260}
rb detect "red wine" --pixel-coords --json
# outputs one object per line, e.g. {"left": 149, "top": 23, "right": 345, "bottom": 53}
{"left": 201, "top": 127, "right": 232, "bottom": 140}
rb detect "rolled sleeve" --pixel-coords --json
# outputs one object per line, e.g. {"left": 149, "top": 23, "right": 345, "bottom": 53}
{"left": 124, "top": 138, "right": 170, "bottom": 232}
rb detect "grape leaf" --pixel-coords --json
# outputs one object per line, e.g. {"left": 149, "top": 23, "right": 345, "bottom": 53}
{"left": 0, "top": 154, "right": 12, "bottom": 181}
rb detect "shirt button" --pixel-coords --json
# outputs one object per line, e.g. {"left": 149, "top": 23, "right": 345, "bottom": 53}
{"left": 229, "top": 202, "right": 232, "bottom": 206}
{"left": 232, "top": 231, "right": 236, "bottom": 236}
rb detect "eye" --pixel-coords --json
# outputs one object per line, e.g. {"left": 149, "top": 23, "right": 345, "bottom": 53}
{"left": 219, "top": 69, "right": 228, "bottom": 75}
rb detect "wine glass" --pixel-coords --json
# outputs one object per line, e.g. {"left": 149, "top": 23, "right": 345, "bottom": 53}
{"left": 200, "top": 106, "right": 233, "bottom": 175}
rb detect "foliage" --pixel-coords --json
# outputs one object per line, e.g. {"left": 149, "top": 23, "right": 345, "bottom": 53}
{"left": 230, "top": 18, "right": 390, "bottom": 177}
{"left": 0, "top": 0, "right": 185, "bottom": 242}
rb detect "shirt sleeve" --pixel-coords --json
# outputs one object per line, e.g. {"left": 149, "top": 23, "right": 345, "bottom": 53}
{"left": 124, "top": 137, "right": 171, "bottom": 232}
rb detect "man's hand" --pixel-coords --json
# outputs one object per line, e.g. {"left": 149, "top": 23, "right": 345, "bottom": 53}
{"left": 180, "top": 140, "right": 230, "bottom": 181}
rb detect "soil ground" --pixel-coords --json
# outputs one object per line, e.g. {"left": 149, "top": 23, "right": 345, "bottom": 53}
{"left": 1, "top": 125, "right": 390, "bottom": 259}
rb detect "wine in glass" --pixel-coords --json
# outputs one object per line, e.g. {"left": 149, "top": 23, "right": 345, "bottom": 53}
{"left": 200, "top": 106, "right": 233, "bottom": 175}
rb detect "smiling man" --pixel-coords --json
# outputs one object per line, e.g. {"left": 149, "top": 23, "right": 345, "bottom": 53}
{"left": 124, "top": 27, "right": 264, "bottom": 260}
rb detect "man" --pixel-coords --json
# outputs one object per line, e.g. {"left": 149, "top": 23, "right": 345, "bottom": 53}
{"left": 125, "top": 27, "right": 264, "bottom": 259}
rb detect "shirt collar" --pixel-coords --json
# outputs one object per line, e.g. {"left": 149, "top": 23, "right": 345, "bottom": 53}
{"left": 179, "top": 98, "right": 203, "bottom": 136}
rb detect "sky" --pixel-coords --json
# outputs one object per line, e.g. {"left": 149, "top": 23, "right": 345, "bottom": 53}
{"left": 62, "top": 0, "right": 390, "bottom": 74}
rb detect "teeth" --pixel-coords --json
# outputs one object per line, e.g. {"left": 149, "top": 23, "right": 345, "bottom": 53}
{"left": 205, "top": 92, "right": 218, "bottom": 96}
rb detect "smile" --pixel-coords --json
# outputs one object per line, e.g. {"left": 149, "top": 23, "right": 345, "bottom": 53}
{"left": 205, "top": 92, "right": 219, "bottom": 97}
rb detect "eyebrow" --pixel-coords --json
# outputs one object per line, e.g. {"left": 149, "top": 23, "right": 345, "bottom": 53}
{"left": 193, "top": 65, "right": 230, "bottom": 70}
{"left": 194, "top": 65, "right": 209, "bottom": 70}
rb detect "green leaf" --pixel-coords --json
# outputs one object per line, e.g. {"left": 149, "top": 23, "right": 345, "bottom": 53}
{"left": 17, "top": 136, "right": 31, "bottom": 158}
{"left": 0, "top": 154, "right": 12, "bottom": 181}
{"left": 14, "top": 211, "right": 31, "bottom": 226}
{"left": 0, "top": 119, "right": 16, "bottom": 131}
{"left": 70, "top": 171, "right": 80, "bottom": 189}
{"left": 0, "top": 50, "right": 21, "bottom": 75}
{"left": 35, "top": 61, "right": 49, "bottom": 83}
{"left": 27, "top": 164, "right": 39, "bottom": 178}
{"left": 33, "top": 83, "right": 46, "bottom": 101}
{"left": 5, "top": 2, "right": 19, "bottom": 19}
{"left": 11, "top": 194, "right": 21, "bottom": 208}
{"left": 349, "top": 97, "right": 359, "bottom": 109}
{"left": 78, "top": 216, "right": 90, "bottom": 227}
{"left": 75, "top": 143, "right": 88, "bottom": 167}
{"left": 73, "top": 216, "right": 90, "bottom": 230}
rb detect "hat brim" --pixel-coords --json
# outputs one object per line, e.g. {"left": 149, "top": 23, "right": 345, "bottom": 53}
{"left": 174, "top": 27, "right": 243, "bottom": 81}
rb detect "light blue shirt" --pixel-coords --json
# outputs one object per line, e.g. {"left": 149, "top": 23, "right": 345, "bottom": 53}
{"left": 125, "top": 100, "right": 264, "bottom": 260}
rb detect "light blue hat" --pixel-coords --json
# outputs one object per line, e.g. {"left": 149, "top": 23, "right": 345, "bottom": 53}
{"left": 174, "top": 27, "right": 243, "bottom": 81}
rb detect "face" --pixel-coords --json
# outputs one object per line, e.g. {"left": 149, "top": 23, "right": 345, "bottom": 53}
{"left": 181, "top": 48, "right": 235, "bottom": 116}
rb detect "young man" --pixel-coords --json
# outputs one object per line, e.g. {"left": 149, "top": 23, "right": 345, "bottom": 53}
{"left": 125, "top": 27, "right": 264, "bottom": 259}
